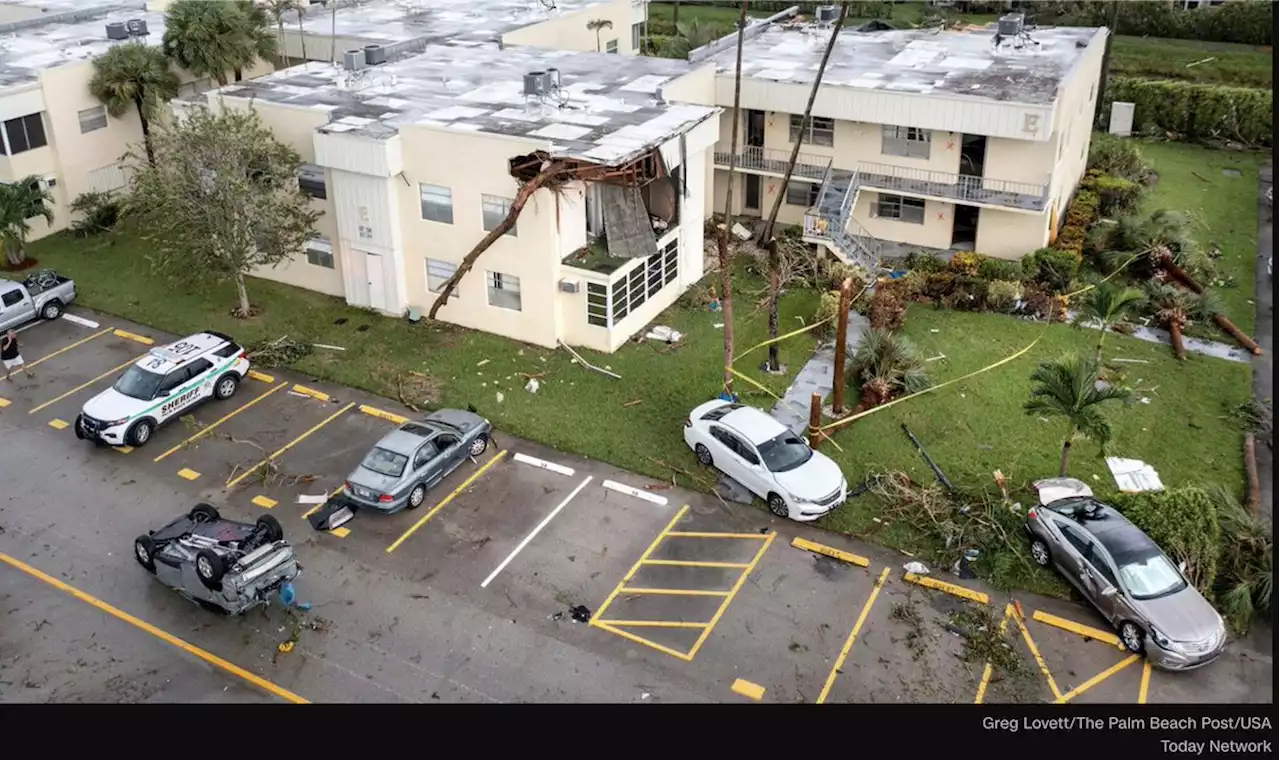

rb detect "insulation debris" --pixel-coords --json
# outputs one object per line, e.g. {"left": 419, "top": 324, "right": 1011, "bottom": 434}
{"left": 1105, "top": 457, "right": 1164, "bottom": 493}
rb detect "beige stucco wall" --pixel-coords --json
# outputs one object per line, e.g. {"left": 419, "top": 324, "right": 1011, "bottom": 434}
{"left": 852, "top": 191, "right": 954, "bottom": 250}
{"left": 976, "top": 207, "right": 1050, "bottom": 259}
{"left": 1047, "top": 29, "right": 1108, "bottom": 228}
{"left": 502, "top": 0, "right": 637, "bottom": 54}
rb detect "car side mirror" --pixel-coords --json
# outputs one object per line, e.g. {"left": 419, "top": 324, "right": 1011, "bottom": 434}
{"left": 159, "top": 388, "right": 171, "bottom": 397}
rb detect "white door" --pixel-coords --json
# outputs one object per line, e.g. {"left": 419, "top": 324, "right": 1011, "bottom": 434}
{"left": 365, "top": 252, "right": 386, "bottom": 311}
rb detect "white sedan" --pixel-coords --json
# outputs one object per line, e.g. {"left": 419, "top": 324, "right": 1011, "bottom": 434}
{"left": 683, "top": 399, "right": 848, "bottom": 521}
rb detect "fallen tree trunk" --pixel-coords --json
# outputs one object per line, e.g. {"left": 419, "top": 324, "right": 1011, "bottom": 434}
{"left": 1244, "top": 433, "right": 1260, "bottom": 515}
{"left": 1161, "top": 261, "right": 1263, "bottom": 355}
{"left": 1169, "top": 320, "right": 1186, "bottom": 361}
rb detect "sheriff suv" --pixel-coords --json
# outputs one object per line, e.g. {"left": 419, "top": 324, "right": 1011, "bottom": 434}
{"left": 76, "top": 331, "right": 250, "bottom": 447}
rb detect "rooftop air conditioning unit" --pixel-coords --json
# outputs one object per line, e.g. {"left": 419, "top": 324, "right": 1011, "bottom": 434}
{"left": 523, "top": 70, "right": 549, "bottom": 96}
{"left": 343, "top": 48, "right": 366, "bottom": 71}
{"left": 815, "top": 5, "right": 840, "bottom": 23}
{"left": 125, "top": 18, "right": 148, "bottom": 36}
{"left": 364, "top": 44, "right": 387, "bottom": 65}
{"left": 105, "top": 22, "right": 128, "bottom": 40}
{"left": 997, "top": 12, "right": 1025, "bottom": 36}
{"left": 559, "top": 278, "right": 580, "bottom": 294}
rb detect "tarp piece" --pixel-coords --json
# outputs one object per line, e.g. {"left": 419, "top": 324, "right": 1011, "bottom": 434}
{"left": 1105, "top": 457, "right": 1165, "bottom": 493}
{"left": 603, "top": 183, "right": 659, "bottom": 259}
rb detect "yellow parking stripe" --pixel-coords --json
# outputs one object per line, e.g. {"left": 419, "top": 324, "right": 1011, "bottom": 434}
{"left": 251, "top": 496, "right": 277, "bottom": 509}
{"left": 113, "top": 329, "right": 154, "bottom": 346}
{"left": 1012, "top": 606, "right": 1063, "bottom": 700}
{"left": 1055, "top": 654, "right": 1140, "bottom": 703}
{"left": 791, "top": 537, "right": 869, "bottom": 567}
{"left": 113, "top": 446, "right": 134, "bottom": 454}
{"left": 291, "top": 384, "right": 329, "bottom": 402}
{"left": 665, "top": 531, "right": 769, "bottom": 540}
{"left": 0, "top": 398, "right": 10, "bottom": 408}
{"left": 154, "top": 381, "right": 288, "bottom": 462}
{"left": 685, "top": 531, "right": 775, "bottom": 661}
{"left": 974, "top": 604, "right": 1015, "bottom": 704}
{"left": 731, "top": 679, "right": 766, "bottom": 701}
{"left": 226, "top": 402, "right": 355, "bottom": 489}
{"left": 25, "top": 327, "right": 113, "bottom": 370}
{"left": 817, "top": 567, "right": 890, "bottom": 704}
{"left": 28, "top": 356, "right": 139, "bottom": 415}
{"left": 330, "top": 527, "right": 350, "bottom": 539}
{"left": 1138, "top": 661, "right": 1151, "bottom": 704}
{"left": 903, "top": 572, "right": 989, "bottom": 605}
{"left": 48, "top": 418, "right": 69, "bottom": 430}
{"left": 592, "top": 622, "right": 703, "bottom": 660}
{"left": 247, "top": 370, "right": 275, "bottom": 383}
{"left": 618, "top": 587, "right": 730, "bottom": 597}
{"left": 640, "top": 559, "right": 751, "bottom": 569}
{"left": 590, "top": 505, "right": 689, "bottom": 624}
{"left": 384, "top": 450, "right": 508, "bottom": 554}
{"left": 593, "top": 619, "right": 710, "bottom": 629}
{"left": 0, "top": 553, "right": 308, "bottom": 704}
{"left": 1032, "top": 609, "right": 1122, "bottom": 648}
{"left": 177, "top": 468, "right": 201, "bottom": 481}
{"left": 359, "top": 404, "right": 408, "bottom": 425}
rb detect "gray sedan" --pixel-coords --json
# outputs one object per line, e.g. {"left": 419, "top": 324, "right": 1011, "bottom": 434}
{"left": 1025, "top": 478, "right": 1227, "bottom": 671}
{"left": 343, "top": 409, "right": 492, "bottom": 514}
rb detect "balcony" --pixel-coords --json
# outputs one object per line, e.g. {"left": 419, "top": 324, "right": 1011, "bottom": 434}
{"left": 712, "top": 147, "right": 831, "bottom": 182}
{"left": 856, "top": 161, "right": 1049, "bottom": 212}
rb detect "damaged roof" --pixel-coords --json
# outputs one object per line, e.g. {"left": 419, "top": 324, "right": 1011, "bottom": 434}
{"left": 219, "top": 44, "right": 719, "bottom": 167}
{"left": 708, "top": 22, "right": 1101, "bottom": 106}
{"left": 293, "top": 0, "right": 617, "bottom": 49}
{"left": 0, "top": 4, "right": 164, "bottom": 88}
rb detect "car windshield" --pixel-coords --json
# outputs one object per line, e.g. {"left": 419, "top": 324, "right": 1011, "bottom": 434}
{"left": 1118, "top": 554, "right": 1187, "bottom": 600}
{"left": 757, "top": 432, "right": 813, "bottom": 473}
{"left": 113, "top": 365, "right": 165, "bottom": 400}
{"left": 360, "top": 447, "right": 408, "bottom": 478}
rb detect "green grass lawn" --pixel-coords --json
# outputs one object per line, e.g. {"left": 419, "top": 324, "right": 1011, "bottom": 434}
{"left": 1110, "top": 36, "right": 1273, "bottom": 89}
{"left": 1132, "top": 139, "right": 1265, "bottom": 335}
{"left": 26, "top": 230, "right": 818, "bottom": 486}
{"left": 814, "top": 305, "right": 1252, "bottom": 593}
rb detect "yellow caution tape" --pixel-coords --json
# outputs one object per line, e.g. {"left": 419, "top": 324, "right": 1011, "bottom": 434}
{"left": 726, "top": 365, "right": 844, "bottom": 453}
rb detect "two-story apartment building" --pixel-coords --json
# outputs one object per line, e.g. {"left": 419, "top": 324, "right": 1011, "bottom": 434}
{"left": 701, "top": 14, "right": 1107, "bottom": 264}
{"left": 196, "top": 42, "right": 719, "bottom": 353}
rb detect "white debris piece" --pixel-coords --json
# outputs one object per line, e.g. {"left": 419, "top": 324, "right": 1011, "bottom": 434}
{"left": 645, "top": 325, "right": 683, "bottom": 343}
{"left": 296, "top": 495, "right": 328, "bottom": 505}
{"left": 525, "top": 378, "right": 541, "bottom": 394}
{"left": 904, "top": 561, "right": 930, "bottom": 575}
{"left": 1106, "top": 457, "right": 1164, "bottom": 493}
{"left": 496, "top": 391, "right": 505, "bottom": 403}
{"left": 731, "top": 222, "right": 753, "bottom": 241}
{"left": 477, "top": 359, "right": 490, "bottom": 367}
{"left": 313, "top": 343, "right": 346, "bottom": 351}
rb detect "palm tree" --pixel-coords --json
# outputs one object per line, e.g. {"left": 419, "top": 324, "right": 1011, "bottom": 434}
{"left": 0, "top": 177, "right": 54, "bottom": 268}
{"left": 162, "top": 0, "right": 277, "bottom": 87}
{"left": 716, "top": 0, "right": 750, "bottom": 397}
{"left": 847, "top": 327, "right": 930, "bottom": 411}
{"left": 1071, "top": 281, "right": 1144, "bottom": 364}
{"left": 1144, "top": 282, "right": 1216, "bottom": 361}
{"left": 586, "top": 18, "right": 613, "bottom": 52}
{"left": 295, "top": 0, "right": 308, "bottom": 61}
{"left": 1024, "top": 355, "right": 1131, "bottom": 477}
{"left": 88, "top": 42, "right": 180, "bottom": 167}
{"left": 263, "top": 0, "right": 300, "bottom": 66}
{"left": 660, "top": 18, "right": 721, "bottom": 59}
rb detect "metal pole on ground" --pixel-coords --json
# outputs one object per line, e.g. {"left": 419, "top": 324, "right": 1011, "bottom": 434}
{"left": 832, "top": 277, "right": 852, "bottom": 415}
{"left": 808, "top": 392, "right": 823, "bottom": 450}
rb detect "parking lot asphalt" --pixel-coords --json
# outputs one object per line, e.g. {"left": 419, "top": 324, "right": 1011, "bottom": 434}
{"left": 0, "top": 307, "right": 1272, "bottom": 703}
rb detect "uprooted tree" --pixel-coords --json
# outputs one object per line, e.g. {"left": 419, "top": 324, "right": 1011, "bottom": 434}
{"left": 124, "top": 104, "right": 322, "bottom": 317}
{"left": 427, "top": 149, "right": 673, "bottom": 320}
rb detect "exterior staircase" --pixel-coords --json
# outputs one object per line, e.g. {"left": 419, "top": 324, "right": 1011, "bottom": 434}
{"left": 802, "top": 166, "right": 882, "bottom": 273}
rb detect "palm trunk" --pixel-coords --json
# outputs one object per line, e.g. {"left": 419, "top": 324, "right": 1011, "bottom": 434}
{"left": 297, "top": 10, "right": 308, "bottom": 60}
{"left": 234, "top": 273, "right": 252, "bottom": 318}
{"left": 1169, "top": 319, "right": 1186, "bottom": 361}
{"left": 1244, "top": 434, "right": 1261, "bottom": 514}
{"left": 672, "top": 0, "right": 680, "bottom": 27}
{"left": 716, "top": 0, "right": 749, "bottom": 396}
{"left": 428, "top": 164, "right": 564, "bottom": 320}
{"left": 1059, "top": 425, "right": 1076, "bottom": 477}
{"left": 1161, "top": 260, "right": 1262, "bottom": 355}
{"left": 277, "top": 19, "right": 286, "bottom": 65}
{"left": 330, "top": 3, "right": 337, "bottom": 63}
{"left": 759, "top": 2, "right": 847, "bottom": 372}
{"left": 135, "top": 96, "right": 155, "bottom": 167}
{"left": 1093, "top": 329, "right": 1106, "bottom": 366}
{"left": 4, "top": 239, "right": 23, "bottom": 268}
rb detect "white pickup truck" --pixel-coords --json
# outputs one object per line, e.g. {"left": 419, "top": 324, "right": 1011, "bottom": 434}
{"left": 0, "top": 269, "right": 77, "bottom": 331}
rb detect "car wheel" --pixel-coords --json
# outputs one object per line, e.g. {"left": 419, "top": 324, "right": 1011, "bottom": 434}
{"left": 1119, "top": 622, "right": 1146, "bottom": 654}
{"left": 134, "top": 535, "right": 157, "bottom": 573}
{"left": 468, "top": 434, "right": 489, "bottom": 457}
{"left": 125, "top": 419, "right": 154, "bottom": 447}
{"left": 195, "top": 549, "right": 225, "bottom": 590}
{"left": 41, "top": 300, "right": 62, "bottom": 320}
{"left": 74, "top": 415, "right": 86, "bottom": 440}
{"left": 406, "top": 483, "right": 427, "bottom": 510}
{"left": 766, "top": 493, "right": 790, "bottom": 518}
{"left": 256, "top": 514, "right": 284, "bottom": 543}
{"left": 694, "top": 444, "right": 713, "bottom": 466}
{"left": 213, "top": 373, "right": 239, "bottom": 401}
{"left": 1029, "top": 538, "right": 1051, "bottom": 567}
{"left": 189, "top": 503, "right": 220, "bottom": 523}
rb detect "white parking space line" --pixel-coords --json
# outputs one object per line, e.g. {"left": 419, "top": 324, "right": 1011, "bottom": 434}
{"left": 513, "top": 452, "right": 575, "bottom": 477}
{"left": 61, "top": 314, "right": 100, "bottom": 329}
{"left": 602, "top": 479, "right": 669, "bottom": 506}
{"left": 480, "top": 476, "right": 593, "bottom": 589}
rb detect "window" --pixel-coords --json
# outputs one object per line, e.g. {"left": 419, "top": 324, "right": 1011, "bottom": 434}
{"left": 420, "top": 183, "right": 453, "bottom": 224}
{"left": 881, "top": 125, "right": 931, "bottom": 159}
{"left": 585, "top": 236, "right": 680, "bottom": 328}
{"left": 789, "top": 115, "right": 834, "bottom": 147}
{"left": 785, "top": 181, "right": 820, "bottom": 207}
{"left": 3, "top": 113, "right": 47, "bottom": 155}
{"left": 482, "top": 194, "right": 516, "bottom": 237}
{"left": 1089, "top": 556, "right": 1119, "bottom": 589}
{"left": 487, "top": 271, "right": 522, "bottom": 311}
{"left": 1059, "top": 524, "right": 1093, "bottom": 557}
{"left": 413, "top": 440, "right": 440, "bottom": 467}
{"left": 631, "top": 22, "right": 643, "bottom": 50}
{"left": 605, "top": 39, "right": 619, "bottom": 54}
{"left": 296, "top": 164, "right": 326, "bottom": 200}
{"left": 875, "top": 193, "right": 926, "bottom": 224}
{"left": 701, "top": 403, "right": 743, "bottom": 422}
{"left": 358, "top": 225, "right": 373, "bottom": 240}
{"left": 77, "top": 106, "right": 107, "bottom": 134}
{"left": 304, "top": 236, "right": 334, "bottom": 269}
{"left": 2, "top": 290, "right": 22, "bottom": 308}
{"left": 183, "top": 358, "right": 213, "bottom": 379}
{"left": 426, "top": 258, "right": 458, "bottom": 296}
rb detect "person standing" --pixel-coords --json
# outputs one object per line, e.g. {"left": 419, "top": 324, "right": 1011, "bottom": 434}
{"left": 2, "top": 329, "right": 32, "bottom": 380}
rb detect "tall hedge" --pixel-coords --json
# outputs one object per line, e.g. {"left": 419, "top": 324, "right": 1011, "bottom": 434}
{"left": 1096, "top": 77, "right": 1273, "bottom": 147}
{"left": 1052, "top": 0, "right": 1275, "bottom": 46}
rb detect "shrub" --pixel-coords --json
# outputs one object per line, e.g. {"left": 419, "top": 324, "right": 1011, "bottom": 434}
{"left": 1019, "top": 285, "right": 1055, "bottom": 320}
{"left": 1096, "top": 78, "right": 1273, "bottom": 148}
{"left": 896, "top": 270, "right": 926, "bottom": 299}
{"left": 1054, "top": 190, "right": 1101, "bottom": 261}
{"left": 921, "top": 271, "right": 957, "bottom": 301}
{"left": 1086, "top": 135, "right": 1154, "bottom": 184}
{"left": 1052, "top": 0, "right": 1275, "bottom": 46}
{"left": 947, "top": 250, "right": 986, "bottom": 276}
{"left": 1082, "top": 173, "right": 1144, "bottom": 217}
{"left": 69, "top": 191, "right": 121, "bottom": 237}
{"left": 986, "top": 280, "right": 1022, "bottom": 313}
{"left": 903, "top": 250, "right": 947, "bottom": 273}
{"left": 823, "top": 260, "right": 869, "bottom": 292}
{"left": 977, "top": 257, "right": 1024, "bottom": 282}
{"left": 1112, "top": 487, "right": 1221, "bottom": 598}
{"left": 1022, "top": 248, "right": 1079, "bottom": 293}
{"left": 813, "top": 290, "right": 841, "bottom": 339}
{"left": 868, "top": 285, "right": 908, "bottom": 331}
{"left": 943, "top": 275, "right": 989, "bottom": 312}
{"left": 1209, "top": 485, "right": 1274, "bottom": 634}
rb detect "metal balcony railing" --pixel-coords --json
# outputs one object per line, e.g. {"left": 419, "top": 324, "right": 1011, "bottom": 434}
{"left": 855, "top": 161, "right": 1049, "bottom": 212}
{"left": 712, "top": 147, "right": 831, "bottom": 182}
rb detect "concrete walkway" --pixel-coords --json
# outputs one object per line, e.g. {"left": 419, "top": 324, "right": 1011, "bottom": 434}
{"left": 1252, "top": 163, "right": 1273, "bottom": 530}
{"left": 769, "top": 311, "right": 868, "bottom": 434}
{"left": 1066, "top": 311, "right": 1254, "bottom": 363}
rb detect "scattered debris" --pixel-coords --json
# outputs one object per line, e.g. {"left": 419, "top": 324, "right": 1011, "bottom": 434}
{"left": 1106, "top": 457, "right": 1164, "bottom": 493}
{"left": 904, "top": 561, "right": 930, "bottom": 575}
{"left": 731, "top": 222, "right": 753, "bottom": 241}
{"left": 549, "top": 611, "right": 564, "bottom": 622}
{"left": 476, "top": 359, "right": 490, "bottom": 367}
{"left": 313, "top": 343, "right": 346, "bottom": 351}
{"left": 643, "top": 483, "right": 672, "bottom": 492}
{"left": 713, "top": 322, "right": 724, "bottom": 329}
{"left": 1191, "top": 171, "right": 1210, "bottom": 183}
{"left": 1139, "top": 397, "right": 1150, "bottom": 404}
{"left": 1111, "top": 358, "right": 1150, "bottom": 364}
{"left": 557, "top": 340, "right": 621, "bottom": 379}
{"left": 524, "top": 378, "right": 540, "bottom": 394}
{"left": 1185, "top": 56, "right": 1216, "bottom": 68}
{"left": 246, "top": 335, "right": 312, "bottom": 368}
{"left": 645, "top": 325, "right": 683, "bottom": 343}
{"left": 951, "top": 549, "right": 979, "bottom": 580}
{"left": 902, "top": 424, "right": 953, "bottom": 491}
{"left": 296, "top": 494, "right": 327, "bottom": 505}
{"left": 622, "top": 399, "right": 642, "bottom": 408}
{"left": 570, "top": 605, "right": 591, "bottom": 623}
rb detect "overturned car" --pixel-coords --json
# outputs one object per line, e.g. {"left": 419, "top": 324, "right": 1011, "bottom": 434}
{"left": 133, "top": 504, "right": 301, "bottom": 615}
